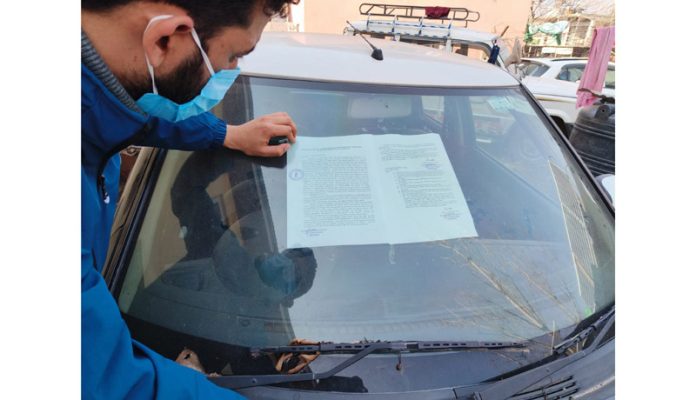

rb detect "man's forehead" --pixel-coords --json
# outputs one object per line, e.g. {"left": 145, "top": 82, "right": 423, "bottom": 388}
{"left": 217, "top": 15, "right": 267, "bottom": 47}
{"left": 215, "top": 26, "right": 259, "bottom": 51}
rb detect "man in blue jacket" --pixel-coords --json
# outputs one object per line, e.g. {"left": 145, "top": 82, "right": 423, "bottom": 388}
{"left": 82, "top": 0, "right": 299, "bottom": 398}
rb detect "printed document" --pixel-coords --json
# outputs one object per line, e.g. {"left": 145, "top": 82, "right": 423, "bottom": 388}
{"left": 286, "top": 134, "right": 478, "bottom": 248}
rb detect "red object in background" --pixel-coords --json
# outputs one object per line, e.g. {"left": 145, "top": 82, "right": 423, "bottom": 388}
{"left": 425, "top": 6, "right": 451, "bottom": 19}
{"left": 576, "top": 26, "right": 615, "bottom": 109}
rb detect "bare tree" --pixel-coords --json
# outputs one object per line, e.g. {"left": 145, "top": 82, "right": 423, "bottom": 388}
{"left": 557, "top": 0, "right": 587, "bottom": 15}
{"left": 531, "top": 0, "right": 614, "bottom": 21}
{"left": 529, "top": 0, "right": 557, "bottom": 23}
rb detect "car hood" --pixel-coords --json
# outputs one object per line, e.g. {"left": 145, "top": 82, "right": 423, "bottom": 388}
{"left": 522, "top": 76, "right": 616, "bottom": 99}
{"left": 522, "top": 76, "right": 580, "bottom": 98}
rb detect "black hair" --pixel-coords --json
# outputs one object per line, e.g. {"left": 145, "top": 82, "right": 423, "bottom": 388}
{"left": 83, "top": 0, "right": 300, "bottom": 43}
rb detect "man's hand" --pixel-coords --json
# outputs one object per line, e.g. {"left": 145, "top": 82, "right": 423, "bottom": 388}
{"left": 176, "top": 348, "right": 205, "bottom": 374}
{"left": 224, "top": 112, "right": 297, "bottom": 157}
{"left": 176, "top": 348, "right": 221, "bottom": 377}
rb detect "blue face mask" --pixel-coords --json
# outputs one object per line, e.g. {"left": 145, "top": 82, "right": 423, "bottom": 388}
{"left": 136, "top": 15, "right": 241, "bottom": 122}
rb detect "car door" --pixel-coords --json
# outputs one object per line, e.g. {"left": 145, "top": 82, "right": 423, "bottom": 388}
{"left": 558, "top": 63, "right": 615, "bottom": 97}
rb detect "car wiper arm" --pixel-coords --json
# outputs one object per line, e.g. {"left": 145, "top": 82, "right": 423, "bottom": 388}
{"left": 210, "top": 340, "right": 525, "bottom": 390}
{"left": 252, "top": 340, "right": 525, "bottom": 355}
{"left": 468, "top": 305, "right": 615, "bottom": 400}
{"left": 552, "top": 305, "right": 615, "bottom": 355}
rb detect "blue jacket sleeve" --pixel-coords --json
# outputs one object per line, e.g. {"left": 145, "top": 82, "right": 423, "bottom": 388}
{"left": 81, "top": 252, "right": 245, "bottom": 400}
{"left": 133, "top": 112, "right": 227, "bottom": 151}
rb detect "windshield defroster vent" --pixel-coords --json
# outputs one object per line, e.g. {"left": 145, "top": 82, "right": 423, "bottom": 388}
{"left": 509, "top": 376, "right": 578, "bottom": 400}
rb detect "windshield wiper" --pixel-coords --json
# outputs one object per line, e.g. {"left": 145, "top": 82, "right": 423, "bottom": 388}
{"left": 467, "top": 305, "right": 615, "bottom": 400}
{"left": 552, "top": 305, "right": 615, "bottom": 355}
{"left": 253, "top": 340, "right": 525, "bottom": 355}
{"left": 210, "top": 340, "right": 525, "bottom": 390}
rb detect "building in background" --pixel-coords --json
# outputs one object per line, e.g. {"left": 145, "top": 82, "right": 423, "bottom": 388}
{"left": 525, "top": 0, "right": 615, "bottom": 58}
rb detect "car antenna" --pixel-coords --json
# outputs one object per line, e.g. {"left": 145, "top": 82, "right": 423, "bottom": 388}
{"left": 346, "top": 21, "right": 384, "bottom": 61}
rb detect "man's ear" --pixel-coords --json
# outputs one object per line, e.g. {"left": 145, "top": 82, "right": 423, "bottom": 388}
{"left": 142, "top": 15, "right": 195, "bottom": 68}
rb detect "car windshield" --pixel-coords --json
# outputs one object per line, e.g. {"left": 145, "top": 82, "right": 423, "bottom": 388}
{"left": 118, "top": 77, "right": 614, "bottom": 351}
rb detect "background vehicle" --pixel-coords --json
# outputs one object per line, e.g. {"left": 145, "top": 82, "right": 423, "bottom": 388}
{"left": 514, "top": 58, "right": 615, "bottom": 135}
{"left": 569, "top": 91, "right": 616, "bottom": 176}
{"left": 105, "top": 32, "right": 615, "bottom": 399}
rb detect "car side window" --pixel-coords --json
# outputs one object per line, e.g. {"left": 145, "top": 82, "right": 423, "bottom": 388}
{"left": 529, "top": 63, "right": 550, "bottom": 77}
{"left": 605, "top": 66, "right": 615, "bottom": 89}
{"left": 557, "top": 64, "right": 585, "bottom": 82}
{"left": 518, "top": 62, "right": 549, "bottom": 78}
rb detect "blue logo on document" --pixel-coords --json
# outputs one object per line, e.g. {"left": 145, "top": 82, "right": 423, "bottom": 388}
{"left": 289, "top": 169, "right": 304, "bottom": 180}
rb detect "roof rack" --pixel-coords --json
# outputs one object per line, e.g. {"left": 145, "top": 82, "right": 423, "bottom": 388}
{"left": 359, "top": 3, "right": 480, "bottom": 27}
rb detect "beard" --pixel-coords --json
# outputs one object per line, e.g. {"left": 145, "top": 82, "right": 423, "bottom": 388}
{"left": 121, "top": 49, "right": 208, "bottom": 105}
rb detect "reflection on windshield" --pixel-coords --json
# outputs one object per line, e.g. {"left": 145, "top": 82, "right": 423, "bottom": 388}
{"left": 170, "top": 151, "right": 317, "bottom": 308}
{"left": 118, "top": 78, "right": 614, "bottom": 353}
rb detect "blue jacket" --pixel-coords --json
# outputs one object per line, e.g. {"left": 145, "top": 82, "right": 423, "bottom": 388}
{"left": 81, "top": 63, "right": 245, "bottom": 399}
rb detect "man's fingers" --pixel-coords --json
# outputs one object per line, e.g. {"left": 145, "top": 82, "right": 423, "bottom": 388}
{"left": 290, "top": 121, "right": 297, "bottom": 141}
{"left": 286, "top": 117, "right": 298, "bottom": 140}
{"left": 257, "top": 143, "right": 290, "bottom": 157}
{"left": 268, "top": 123, "right": 294, "bottom": 138}
{"left": 175, "top": 348, "right": 205, "bottom": 373}
{"left": 265, "top": 113, "right": 297, "bottom": 142}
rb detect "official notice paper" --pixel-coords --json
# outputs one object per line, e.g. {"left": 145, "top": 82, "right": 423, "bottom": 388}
{"left": 286, "top": 133, "right": 478, "bottom": 248}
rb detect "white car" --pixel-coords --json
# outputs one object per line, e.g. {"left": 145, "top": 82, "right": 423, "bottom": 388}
{"left": 109, "top": 32, "right": 615, "bottom": 399}
{"left": 514, "top": 58, "right": 615, "bottom": 135}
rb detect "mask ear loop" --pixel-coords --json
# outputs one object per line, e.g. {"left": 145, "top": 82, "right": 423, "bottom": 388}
{"left": 144, "top": 56, "right": 159, "bottom": 95}
{"left": 142, "top": 15, "right": 176, "bottom": 95}
{"left": 190, "top": 28, "right": 215, "bottom": 77}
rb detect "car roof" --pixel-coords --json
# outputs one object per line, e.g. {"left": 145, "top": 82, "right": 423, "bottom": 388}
{"left": 238, "top": 32, "right": 519, "bottom": 87}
